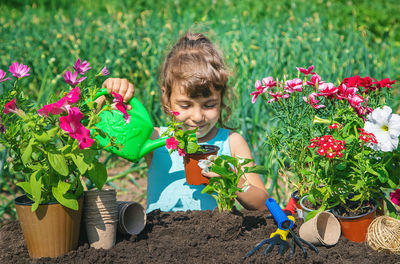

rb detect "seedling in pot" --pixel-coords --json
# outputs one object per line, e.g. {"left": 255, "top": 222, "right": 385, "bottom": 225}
{"left": 200, "top": 155, "right": 267, "bottom": 212}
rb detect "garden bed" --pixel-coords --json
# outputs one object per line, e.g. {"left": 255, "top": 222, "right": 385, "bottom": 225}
{"left": 0, "top": 209, "right": 398, "bottom": 263}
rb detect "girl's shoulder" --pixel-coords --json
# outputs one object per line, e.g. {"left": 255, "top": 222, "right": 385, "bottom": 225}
{"left": 228, "top": 131, "right": 253, "bottom": 159}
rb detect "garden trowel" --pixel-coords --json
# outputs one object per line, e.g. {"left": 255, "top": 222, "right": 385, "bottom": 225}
{"left": 94, "top": 88, "right": 167, "bottom": 162}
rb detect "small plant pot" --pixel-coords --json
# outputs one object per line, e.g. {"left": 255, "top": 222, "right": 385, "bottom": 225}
{"left": 14, "top": 195, "right": 83, "bottom": 258}
{"left": 332, "top": 200, "right": 378, "bottom": 243}
{"left": 117, "top": 201, "right": 146, "bottom": 236}
{"left": 183, "top": 144, "right": 220, "bottom": 185}
{"left": 299, "top": 195, "right": 315, "bottom": 220}
{"left": 299, "top": 211, "right": 341, "bottom": 246}
{"left": 84, "top": 189, "right": 118, "bottom": 249}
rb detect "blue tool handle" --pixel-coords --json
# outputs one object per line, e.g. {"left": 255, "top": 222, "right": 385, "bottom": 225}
{"left": 265, "top": 198, "right": 294, "bottom": 230}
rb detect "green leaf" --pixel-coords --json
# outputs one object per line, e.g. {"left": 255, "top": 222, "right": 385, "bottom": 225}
{"left": 21, "top": 138, "right": 35, "bottom": 165}
{"left": 34, "top": 131, "right": 51, "bottom": 143}
{"left": 88, "top": 161, "right": 107, "bottom": 190}
{"left": 245, "top": 165, "right": 268, "bottom": 174}
{"left": 334, "top": 162, "right": 347, "bottom": 171}
{"left": 210, "top": 165, "right": 232, "bottom": 177}
{"left": 30, "top": 170, "right": 43, "bottom": 211}
{"left": 16, "top": 182, "right": 32, "bottom": 196}
{"left": 70, "top": 153, "right": 88, "bottom": 175}
{"left": 52, "top": 181, "right": 78, "bottom": 210}
{"left": 48, "top": 152, "right": 69, "bottom": 176}
{"left": 187, "top": 141, "right": 200, "bottom": 154}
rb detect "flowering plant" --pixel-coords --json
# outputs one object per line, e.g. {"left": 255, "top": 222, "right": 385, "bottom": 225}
{"left": 161, "top": 111, "right": 203, "bottom": 156}
{"left": 200, "top": 155, "right": 267, "bottom": 211}
{"left": 251, "top": 65, "right": 400, "bottom": 215}
{"left": 0, "top": 59, "right": 123, "bottom": 211}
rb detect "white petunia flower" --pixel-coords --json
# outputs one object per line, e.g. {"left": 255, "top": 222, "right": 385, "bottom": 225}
{"left": 364, "top": 106, "right": 400, "bottom": 152}
{"left": 198, "top": 159, "right": 212, "bottom": 173}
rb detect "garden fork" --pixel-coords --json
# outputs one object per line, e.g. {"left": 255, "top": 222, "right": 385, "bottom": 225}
{"left": 244, "top": 198, "right": 318, "bottom": 259}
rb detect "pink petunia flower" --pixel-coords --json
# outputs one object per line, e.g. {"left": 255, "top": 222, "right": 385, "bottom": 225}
{"left": 303, "top": 93, "right": 325, "bottom": 109}
{"left": 166, "top": 137, "right": 179, "bottom": 150}
{"left": 0, "top": 69, "right": 11, "bottom": 83}
{"left": 73, "top": 58, "right": 91, "bottom": 75}
{"left": 63, "top": 71, "right": 87, "bottom": 87}
{"left": 9, "top": 62, "right": 30, "bottom": 79}
{"left": 3, "top": 98, "right": 17, "bottom": 115}
{"left": 112, "top": 92, "right": 130, "bottom": 123}
{"left": 38, "top": 87, "right": 81, "bottom": 117}
{"left": 390, "top": 189, "right": 400, "bottom": 206}
{"left": 101, "top": 66, "right": 110, "bottom": 76}
{"left": 296, "top": 65, "right": 315, "bottom": 76}
{"left": 59, "top": 107, "right": 94, "bottom": 149}
{"left": 3, "top": 98, "right": 26, "bottom": 117}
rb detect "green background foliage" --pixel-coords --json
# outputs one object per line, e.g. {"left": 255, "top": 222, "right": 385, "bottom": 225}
{"left": 1, "top": 0, "right": 399, "bottom": 215}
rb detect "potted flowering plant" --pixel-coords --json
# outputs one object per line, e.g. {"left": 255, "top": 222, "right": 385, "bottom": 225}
{"left": 251, "top": 66, "right": 400, "bottom": 241}
{"left": 200, "top": 155, "right": 267, "bottom": 211}
{"left": 0, "top": 59, "right": 125, "bottom": 257}
{"left": 161, "top": 111, "right": 219, "bottom": 185}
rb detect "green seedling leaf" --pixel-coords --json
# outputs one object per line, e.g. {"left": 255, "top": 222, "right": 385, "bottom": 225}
{"left": 52, "top": 181, "right": 78, "bottom": 210}
{"left": 245, "top": 165, "right": 268, "bottom": 174}
{"left": 21, "top": 138, "right": 35, "bottom": 165}
{"left": 48, "top": 152, "right": 69, "bottom": 176}
{"left": 30, "top": 170, "right": 43, "bottom": 211}
{"left": 88, "top": 161, "right": 107, "bottom": 190}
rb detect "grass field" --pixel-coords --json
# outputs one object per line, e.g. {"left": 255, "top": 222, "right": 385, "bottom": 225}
{"left": 0, "top": 0, "right": 399, "bottom": 218}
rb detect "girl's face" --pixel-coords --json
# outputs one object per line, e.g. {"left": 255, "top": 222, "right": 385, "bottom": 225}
{"left": 168, "top": 86, "right": 221, "bottom": 140}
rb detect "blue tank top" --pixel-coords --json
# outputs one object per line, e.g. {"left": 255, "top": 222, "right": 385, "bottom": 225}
{"left": 146, "top": 127, "right": 231, "bottom": 213}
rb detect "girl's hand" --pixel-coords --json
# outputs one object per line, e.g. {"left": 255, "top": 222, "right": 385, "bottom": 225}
{"left": 102, "top": 78, "right": 135, "bottom": 103}
{"left": 201, "top": 170, "right": 221, "bottom": 179}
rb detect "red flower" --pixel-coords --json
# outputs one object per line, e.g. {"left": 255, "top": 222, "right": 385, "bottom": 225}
{"left": 372, "top": 78, "right": 395, "bottom": 89}
{"left": 166, "top": 137, "right": 179, "bottom": 150}
{"left": 329, "top": 123, "right": 339, "bottom": 129}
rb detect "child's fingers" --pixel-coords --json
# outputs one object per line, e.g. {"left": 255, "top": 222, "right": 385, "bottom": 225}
{"left": 201, "top": 170, "right": 221, "bottom": 179}
{"left": 124, "top": 82, "right": 135, "bottom": 102}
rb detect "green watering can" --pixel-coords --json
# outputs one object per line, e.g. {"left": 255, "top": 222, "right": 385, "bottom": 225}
{"left": 94, "top": 88, "right": 167, "bottom": 162}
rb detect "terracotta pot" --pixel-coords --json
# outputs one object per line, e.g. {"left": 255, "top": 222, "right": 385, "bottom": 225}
{"left": 183, "top": 144, "right": 219, "bottom": 185}
{"left": 14, "top": 195, "right": 83, "bottom": 258}
{"left": 332, "top": 200, "right": 378, "bottom": 243}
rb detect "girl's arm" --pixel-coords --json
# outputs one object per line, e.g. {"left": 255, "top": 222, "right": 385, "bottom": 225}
{"left": 228, "top": 132, "right": 269, "bottom": 211}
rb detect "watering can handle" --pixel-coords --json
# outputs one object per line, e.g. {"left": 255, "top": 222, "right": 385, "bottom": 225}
{"left": 93, "top": 88, "right": 167, "bottom": 162}
{"left": 94, "top": 88, "right": 136, "bottom": 110}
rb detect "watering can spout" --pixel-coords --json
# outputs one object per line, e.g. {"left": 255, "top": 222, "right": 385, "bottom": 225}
{"left": 140, "top": 138, "right": 168, "bottom": 158}
{"left": 93, "top": 88, "right": 168, "bottom": 162}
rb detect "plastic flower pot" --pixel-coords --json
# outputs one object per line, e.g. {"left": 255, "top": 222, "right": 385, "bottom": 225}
{"left": 299, "top": 211, "right": 341, "bottom": 246}
{"left": 299, "top": 195, "right": 315, "bottom": 220}
{"left": 332, "top": 200, "right": 378, "bottom": 243}
{"left": 183, "top": 144, "right": 220, "bottom": 185}
{"left": 14, "top": 195, "right": 83, "bottom": 258}
{"left": 84, "top": 189, "right": 118, "bottom": 249}
{"left": 117, "top": 201, "right": 146, "bottom": 236}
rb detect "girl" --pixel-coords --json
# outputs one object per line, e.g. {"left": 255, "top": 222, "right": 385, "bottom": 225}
{"left": 102, "top": 32, "right": 269, "bottom": 212}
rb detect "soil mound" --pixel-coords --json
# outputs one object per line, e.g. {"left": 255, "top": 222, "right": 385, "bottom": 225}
{"left": 1, "top": 209, "right": 398, "bottom": 263}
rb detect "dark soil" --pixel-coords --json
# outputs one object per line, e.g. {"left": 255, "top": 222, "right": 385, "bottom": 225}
{"left": 1, "top": 209, "right": 399, "bottom": 264}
